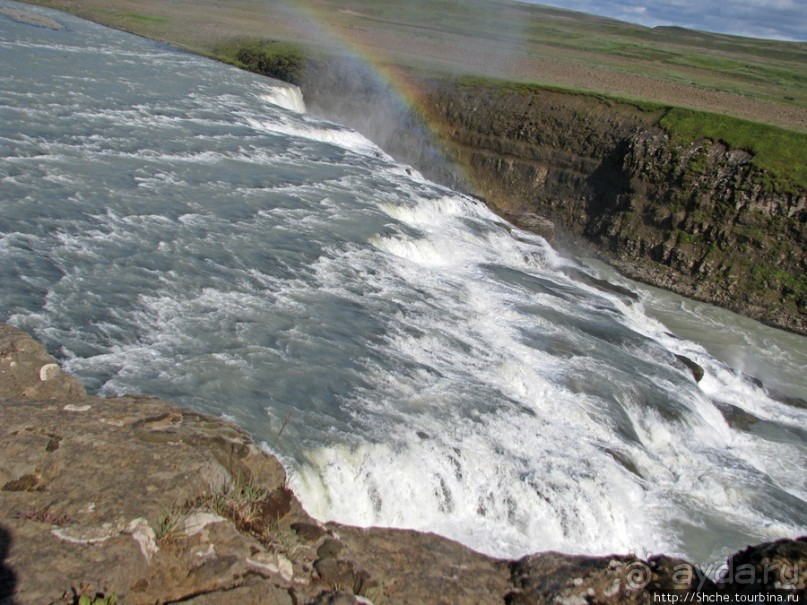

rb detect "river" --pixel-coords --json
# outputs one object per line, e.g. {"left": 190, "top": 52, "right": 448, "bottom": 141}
{"left": 1, "top": 0, "right": 804, "bottom": 568}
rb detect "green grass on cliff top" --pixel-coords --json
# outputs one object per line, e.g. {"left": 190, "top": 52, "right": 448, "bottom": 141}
{"left": 451, "top": 75, "right": 805, "bottom": 193}
{"left": 660, "top": 108, "right": 807, "bottom": 193}
{"left": 452, "top": 74, "right": 806, "bottom": 192}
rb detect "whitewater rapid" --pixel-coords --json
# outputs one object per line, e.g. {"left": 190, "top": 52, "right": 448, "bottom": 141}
{"left": 1, "top": 0, "right": 804, "bottom": 567}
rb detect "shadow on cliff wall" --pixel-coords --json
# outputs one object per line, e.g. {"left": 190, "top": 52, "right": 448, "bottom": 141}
{"left": 582, "top": 139, "right": 634, "bottom": 237}
{"left": 0, "top": 525, "right": 17, "bottom": 605}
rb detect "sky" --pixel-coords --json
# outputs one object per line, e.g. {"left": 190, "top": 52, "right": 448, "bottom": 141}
{"left": 518, "top": 0, "right": 807, "bottom": 41}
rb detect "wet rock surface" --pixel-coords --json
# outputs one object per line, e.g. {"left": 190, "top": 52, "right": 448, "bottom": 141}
{"left": 1, "top": 324, "right": 804, "bottom": 604}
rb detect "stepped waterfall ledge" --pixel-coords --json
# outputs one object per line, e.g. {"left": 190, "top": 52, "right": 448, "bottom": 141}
{"left": 1, "top": 0, "right": 805, "bottom": 586}
{"left": 259, "top": 84, "right": 306, "bottom": 114}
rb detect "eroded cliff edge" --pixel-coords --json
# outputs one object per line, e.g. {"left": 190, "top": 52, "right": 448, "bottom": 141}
{"left": 2, "top": 328, "right": 806, "bottom": 604}
{"left": 229, "top": 48, "right": 806, "bottom": 334}
{"left": 419, "top": 81, "right": 806, "bottom": 334}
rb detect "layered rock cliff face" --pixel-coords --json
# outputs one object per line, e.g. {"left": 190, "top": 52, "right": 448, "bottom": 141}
{"left": 236, "top": 50, "right": 806, "bottom": 334}
{"left": 2, "top": 324, "right": 806, "bottom": 604}
{"left": 419, "top": 81, "right": 806, "bottom": 333}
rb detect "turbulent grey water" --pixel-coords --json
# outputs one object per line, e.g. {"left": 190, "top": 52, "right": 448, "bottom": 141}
{"left": 1, "top": 0, "right": 805, "bottom": 567}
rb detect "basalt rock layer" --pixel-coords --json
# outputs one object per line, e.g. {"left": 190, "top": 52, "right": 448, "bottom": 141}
{"left": 420, "top": 80, "right": 806, "bottom": 333}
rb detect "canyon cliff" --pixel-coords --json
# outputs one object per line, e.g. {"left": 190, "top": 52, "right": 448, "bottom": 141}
{"left": 234, "top": 49, "right": 806, "bottom": 334}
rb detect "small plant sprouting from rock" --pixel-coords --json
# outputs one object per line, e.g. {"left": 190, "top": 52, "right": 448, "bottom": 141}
{"left": 208, "top": 477, "right": 269, "bottom": 529}
{"left": 155, "top": 505, "right": 182, "bottom": 545}
{"left": 59, "top": 582, "right": 118, "bottom": 605}
{"left": 192, "top": 476, "right": 297, "bottom": 555}
{"left": 265, "top": 517, "right": 305, "bottom": 561}
{"left": 364, "top": 583, "right": 388, "bottom": 605}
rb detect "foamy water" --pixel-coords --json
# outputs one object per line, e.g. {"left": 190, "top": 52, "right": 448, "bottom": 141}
{"left": 1, "top": 0, "right": 804, "bottom": 567}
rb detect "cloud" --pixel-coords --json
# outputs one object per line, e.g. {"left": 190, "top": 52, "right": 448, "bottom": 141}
{"left": 517, "top": 0, "right": 807, "bottom": 41}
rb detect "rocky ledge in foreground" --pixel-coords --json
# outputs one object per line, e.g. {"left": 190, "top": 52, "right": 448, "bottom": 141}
{"left": 0, "top": 324, "right": 805, "bottom": 604}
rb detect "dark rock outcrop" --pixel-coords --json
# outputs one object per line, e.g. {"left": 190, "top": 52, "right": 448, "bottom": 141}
{"left": 507, "top": 553, "right": 713, "bottom": 604}
{"left": 1, "top": 323, "right": 804, "bottom": 604}
{"left": 721, "top": 538, "right": 807, "bottom": 596}
{"left": 675, "top": 354, "right": 705, "bottom": 383}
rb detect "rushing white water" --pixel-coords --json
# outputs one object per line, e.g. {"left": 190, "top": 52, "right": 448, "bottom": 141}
{"left": 1, "top": 0, "right": 804, "bottom": 567}
{"left": 258, "top": 85, "right": 307, "bottom": 114}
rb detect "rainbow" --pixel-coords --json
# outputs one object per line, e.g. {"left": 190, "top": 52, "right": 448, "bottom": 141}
{"left": 270, "top": 1, "right": 479, "bottom": 192}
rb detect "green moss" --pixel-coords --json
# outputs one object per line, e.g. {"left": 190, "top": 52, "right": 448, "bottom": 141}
{"left": 660, "top": 108, "right": 807, "bottom": 193}
{"left": 213, "top": 39, "right": 312, "bottom": 84}
{"left": 453, "top": 74, "right": 663, "bottom": 112}
{"left": 452, "top": 74, "right": 804, "bottom": 194}
{"left": 751, "top": 264, "right": 807, "bottom": 303}
{"left": 677, "top": 232, "right": 701, "bottom": 245}
{"left": 782, "top": 273, "right": 807, "bottom": 302}
{"left": 687, "top": 145, "right": 711, "bottom": 176}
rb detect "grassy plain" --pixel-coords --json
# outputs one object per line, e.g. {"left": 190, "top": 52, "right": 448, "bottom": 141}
{"left": 17, "top": 0, "right": 807, "bottom": 190}
{"left": 20, "top": 0, "right": 807, "bottom": 129}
